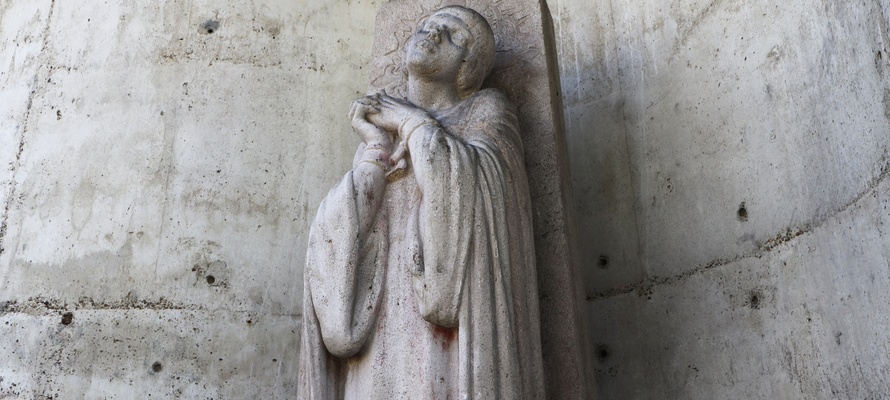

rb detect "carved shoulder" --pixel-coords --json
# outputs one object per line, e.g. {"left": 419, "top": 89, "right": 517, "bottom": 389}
{"left": 461, "top": 88, "right": 522, "bottom": 152}
{"left": 467, "top": 89, "right": 518, "bottom": 131}
{"left": 471, "top": 88, "right": 513, "bottom": 115}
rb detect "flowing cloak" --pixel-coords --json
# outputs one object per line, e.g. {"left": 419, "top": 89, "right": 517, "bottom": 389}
{"left": 299, "top": 89, "right": 545, "bottom": 399}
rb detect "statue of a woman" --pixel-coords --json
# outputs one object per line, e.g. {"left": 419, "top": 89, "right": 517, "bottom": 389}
{"left": 299, "top": 6, "right": 545, "bottom": 399}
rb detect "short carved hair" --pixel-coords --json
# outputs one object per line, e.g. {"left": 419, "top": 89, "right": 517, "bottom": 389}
{"left": 438, "top": 6, "right": 496, "bottom": 98}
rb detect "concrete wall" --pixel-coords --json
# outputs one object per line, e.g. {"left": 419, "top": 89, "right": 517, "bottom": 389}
{"left": 0, "top": 0, "right": 380, "bottom": 397}
{"left": 552, "top": 0, "right": 890, "bottom": 397}
{"left": 1, "top": 0, "right": 889, "bottom": 398}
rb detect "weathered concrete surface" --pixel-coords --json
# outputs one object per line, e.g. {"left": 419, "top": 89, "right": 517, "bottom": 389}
{"left": 3, "top": 0, "right": 890, "bottom": 398}
{"left": 0, "top": 2, "right": 51, "bottom": 258}
{"left": 589, "top": 173, "right": 890, "bottom": 398}
{"left": 551, "top": 0, "right": 890, "bottom": 397}
{"left": 1, "top": 308, "right": 299, "bottom": 398}
{"left": 0, "top": 0, "right": 379, "bottom": 397}
{"left": 556, "top": 0, "right": 890, "bottom": 291}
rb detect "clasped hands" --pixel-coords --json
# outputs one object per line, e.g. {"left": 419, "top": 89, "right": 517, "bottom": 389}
{"left": 349, "top": 92, "right": 432, "bottom": 169}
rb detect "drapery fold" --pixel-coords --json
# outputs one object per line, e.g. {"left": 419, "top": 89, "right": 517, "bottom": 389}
{"left": 299, "top": 89, "right": 544, "bottom": 399}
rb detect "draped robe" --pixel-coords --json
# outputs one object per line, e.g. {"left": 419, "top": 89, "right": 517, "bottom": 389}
{"left": 298, "top": 89, "right": 545, "bottom": 399}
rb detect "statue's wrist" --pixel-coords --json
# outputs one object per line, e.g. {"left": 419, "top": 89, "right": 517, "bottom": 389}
{"left": 400, "top": 116, "right": 438, "bottom": 142}
{"left": 364, "top": 141, "right": 392, "bottom": 155}
{"left": 410, "top": 113, "right": 431, "bottom": 127}
{"left": 358, "top": 158, "right": 389, "bottom": 173}
{"left": 361, "top": 145, "right": 391, "bottom": 172}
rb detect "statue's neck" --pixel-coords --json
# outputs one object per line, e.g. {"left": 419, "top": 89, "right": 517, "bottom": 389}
{"left": 407, "top": 76, "right": 461, "bottom": 112}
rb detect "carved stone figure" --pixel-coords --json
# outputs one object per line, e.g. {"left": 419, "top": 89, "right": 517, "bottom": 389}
{"left": 299, "top": 6, "right": 545, "bottom": 399}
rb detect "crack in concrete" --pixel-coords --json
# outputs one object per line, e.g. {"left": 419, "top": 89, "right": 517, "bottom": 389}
{"left": 0, "top": 296, "right": 201, "bottom": 314}
{"left": 668, "top": 0, "right": 725, "bottom": 64}
{"left": 0, "top": 0, "right": 56, "bottom": 257}
{"left": 588, "top": 160, "right": 890, "bottom": 301}
{"left": 877, "top": 0, "right": 890, "bottom": 56}
{"left": 0, "top": 72, "right": 38, "bottom": 257}
{"left": 675, "top": 0, "right": 722, "bottom": 49}
{"left": 606, "top": 0, "right": 649, "bottom": 286}
{"left": 0, "top": 296, "right": 303, "bottom": 319}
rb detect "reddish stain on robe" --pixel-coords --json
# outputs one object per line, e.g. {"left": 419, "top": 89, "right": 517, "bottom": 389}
{"left": 432, "top": 325, "right": 457, "bottom": 350}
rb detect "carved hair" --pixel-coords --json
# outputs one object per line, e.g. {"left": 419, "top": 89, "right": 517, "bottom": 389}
{"left": 438, "top": 6, "right": 496, "bottom": 98}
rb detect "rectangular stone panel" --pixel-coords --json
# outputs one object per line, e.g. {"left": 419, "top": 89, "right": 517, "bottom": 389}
{"left": 368, "top": 1, "right": 594, "bottom": 397}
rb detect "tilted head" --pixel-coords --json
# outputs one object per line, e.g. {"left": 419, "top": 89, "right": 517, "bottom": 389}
{"left": 442, "top": 6, "right": 495, "bottom": 97}
{"left": 406, "top": 6, "right": 495, "bottom": 98}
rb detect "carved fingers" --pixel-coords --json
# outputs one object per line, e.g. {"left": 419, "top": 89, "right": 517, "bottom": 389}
{"left": 350, "top": 97, "right": 391, "bottom": 150}
{"left": 371, "top": 92, "right": 430, "bottom": 135}
{"left": 349, "top": 97, "right": 379, "bottom": 120}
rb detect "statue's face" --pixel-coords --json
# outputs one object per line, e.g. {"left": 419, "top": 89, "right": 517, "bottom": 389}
{"left": 406, "top": 11, "right": 473, "bottom": 81}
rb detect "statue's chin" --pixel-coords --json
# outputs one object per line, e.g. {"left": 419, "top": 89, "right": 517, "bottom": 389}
{"left": 405, "top": 57, "right": 440, "bottom": 78}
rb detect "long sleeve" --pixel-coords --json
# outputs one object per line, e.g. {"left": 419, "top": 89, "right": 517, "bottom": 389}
{"left": 305, "top": 166, "right": 387, "bottom": 358}
{"left": 406, "top": 122, "right": 478, "bottom": 328}
{"left": 406, "top": 90, "right": 525, "bottom": 329}
{"left": 406, "top": 89, "right": 545, "bottom": 398}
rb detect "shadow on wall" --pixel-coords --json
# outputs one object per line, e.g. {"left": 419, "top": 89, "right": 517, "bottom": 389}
{"left": 556, "top": 0, "right": 890, "bottom": 398}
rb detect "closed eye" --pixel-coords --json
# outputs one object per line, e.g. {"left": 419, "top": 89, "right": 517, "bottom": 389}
{"left": 451, "top": 31, "right": 467, "bottom": 47}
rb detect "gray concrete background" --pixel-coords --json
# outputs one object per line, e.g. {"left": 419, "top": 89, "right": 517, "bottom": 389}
{"left": 0, "top": 0, "right": 378, "bottom": 397}
{"left": 1, "top": 0, "right": 889, "bottom": 398}
{"left": 555, "top": 0, "right": 890, "bottom": 397}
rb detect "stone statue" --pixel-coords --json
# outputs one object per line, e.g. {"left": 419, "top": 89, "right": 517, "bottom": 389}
{"left": 299, "top": 6, "right": 545, "bottom": 399}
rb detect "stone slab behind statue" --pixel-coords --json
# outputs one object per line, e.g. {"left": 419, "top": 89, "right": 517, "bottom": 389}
{"left": 368, "top": 1, "right": 594, "bottom": 397}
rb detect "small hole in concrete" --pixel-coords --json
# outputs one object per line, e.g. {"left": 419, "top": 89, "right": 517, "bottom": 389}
{"left": 737, "top": 202, "right": 748, "bottom": 221}
{"left": 201, "top": 20, "right": 220, "bottom": 34}
{"left": 595, "top": 343, "right": 611, "bottom": 362}
{"left": 597, "top": 255, "right": 609, "bottom": 269}
{"left": 61, "top": 312, "right": 73, "bottom": 325}
{"left": 206, "top": 275, "right": 216, "bottom": 285}
{"left": 152, "top": 362, "right": 163, "bottom": 373}
{"left": 749, "top": 292, "right": 761, "bottom": 309}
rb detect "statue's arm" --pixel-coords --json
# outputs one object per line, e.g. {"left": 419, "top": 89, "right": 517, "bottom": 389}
{"left": 404, "top": 119, "right": 476, "bottom": 328}
{"left": 347, "top": 98, "right": 393, "bottom": 238}
{"left": 404, "top": 91, "right": 520, "bottom": 328}
{"left": 304, "top": 144, "right": 389, "bottom": 358}
{"left": 351, "top": 144, "right": 389, "bottom": 237}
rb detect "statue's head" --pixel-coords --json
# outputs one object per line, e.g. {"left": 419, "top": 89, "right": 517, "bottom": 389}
{"left": 406, "top": 6, "right": 495, "bottom": 98}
